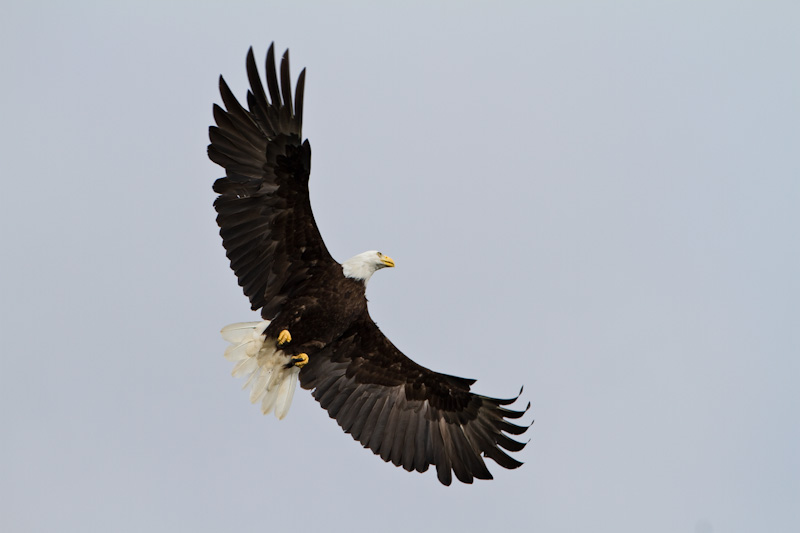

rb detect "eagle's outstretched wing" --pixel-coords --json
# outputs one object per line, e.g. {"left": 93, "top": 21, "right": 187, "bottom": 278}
{"left": 208, "top": 44, "right": 336, "bottom": 319}
{"left": 299, "top": 315, "right": 531, "bottom": 485}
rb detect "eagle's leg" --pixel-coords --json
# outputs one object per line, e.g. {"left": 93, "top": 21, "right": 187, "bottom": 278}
{"left": 277, "top": 329, "right": 292, "bottom": 346}
{"left": 285, "top": 353, "right": 309, "bottom": 369}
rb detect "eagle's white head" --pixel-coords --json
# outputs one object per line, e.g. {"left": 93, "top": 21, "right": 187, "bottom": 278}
{"left": 342, "top": 250, "right": 395, "bottom": 283}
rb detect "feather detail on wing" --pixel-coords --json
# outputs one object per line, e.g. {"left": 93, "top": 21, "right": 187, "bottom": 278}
{"left": 208, "top": 44, "right": 336, "bottom": 319}
{"left": 299, "top": 315, "right": 532, "bottom": 486}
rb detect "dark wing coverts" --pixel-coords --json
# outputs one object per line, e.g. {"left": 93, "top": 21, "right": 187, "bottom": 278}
{"left": 209, "top": 44, "right": 335, "bottom": 319}
{"left": 300, "top": 316, "right": 530, "bottom": 485}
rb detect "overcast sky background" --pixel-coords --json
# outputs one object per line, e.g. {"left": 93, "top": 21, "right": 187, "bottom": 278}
{"left": 2, "top": 2, "right": 798, "bottom": 532}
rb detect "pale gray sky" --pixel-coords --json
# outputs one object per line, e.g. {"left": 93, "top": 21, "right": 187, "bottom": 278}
{"left": 2, "top": 2, "right": 799, "bottom": 532}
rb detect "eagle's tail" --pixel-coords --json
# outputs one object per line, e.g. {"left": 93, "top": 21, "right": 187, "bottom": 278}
{"left": 220, "top": 320, "right": 300, "bottom": 420}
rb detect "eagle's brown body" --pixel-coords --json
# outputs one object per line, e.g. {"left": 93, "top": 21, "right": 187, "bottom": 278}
{"left": 262, "top": 274, "right": 367, "bottom": 357}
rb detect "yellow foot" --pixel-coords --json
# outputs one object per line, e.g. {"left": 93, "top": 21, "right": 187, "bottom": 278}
{"left": 277, "top": 329, "right": 292, "bottom": 346}
{"left": 286, "top": 353, "right": 309, "bottom": 369}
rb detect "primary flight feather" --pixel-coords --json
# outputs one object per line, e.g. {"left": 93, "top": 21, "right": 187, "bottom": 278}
{"left": 208, "top": 43, "right": 531, "bottom": 485}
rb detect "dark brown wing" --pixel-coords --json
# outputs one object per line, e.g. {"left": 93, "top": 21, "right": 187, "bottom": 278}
{"left": 208, "top": 44, "right": 336, "bottom": 319}
{"left": 299, "top": 314, "right": 531, "bottom": 486}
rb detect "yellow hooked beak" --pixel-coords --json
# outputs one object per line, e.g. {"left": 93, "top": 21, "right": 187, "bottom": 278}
{"left": 380, "top": 254, "right": 395, "bottom": 268}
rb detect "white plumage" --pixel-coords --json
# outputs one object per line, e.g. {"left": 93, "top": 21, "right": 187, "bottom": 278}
{"left": 220, "top": 320, "right": 300, "bottom": 419}
{"left": 341, "top": 250, "right": 394, "bottom": 283}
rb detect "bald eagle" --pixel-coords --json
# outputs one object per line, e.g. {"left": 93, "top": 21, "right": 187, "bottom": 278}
{"left": 208, "top": 44, "right": 531, "bottom": 485}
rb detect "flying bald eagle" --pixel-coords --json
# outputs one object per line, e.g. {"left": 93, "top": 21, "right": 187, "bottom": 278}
{"left": 208, "top": 44, "right": 531, "bottom": 485}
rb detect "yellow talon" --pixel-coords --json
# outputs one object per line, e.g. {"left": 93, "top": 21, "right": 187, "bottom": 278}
{"left": 289, "top": 353, "right": 309, "bottom": 368}
{"left": 277, "top": 329, "right": 292, "bottom": 346}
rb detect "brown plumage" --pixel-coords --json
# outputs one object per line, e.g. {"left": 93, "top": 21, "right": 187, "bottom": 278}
{"left": 208, "top": 43, "right": 531, "bottom": 485}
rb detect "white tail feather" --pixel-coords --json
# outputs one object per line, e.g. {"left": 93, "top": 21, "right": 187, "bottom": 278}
{"left": 221, "top": 321, "right": 269, "bottom": 343}
{"left": 275, "top": 371, "right": 299, "bottom": 419}
{"left": 232, "top": 357, "right": 258, "bottom": 378}
{"left": 260, "top": 383, "right": 279, "bottom": 415}
{"left": 219, "top": 320, "right": 301, "bottom": 419}
{"left": 250, "top": 368, "right": 270, "bottom": 403}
